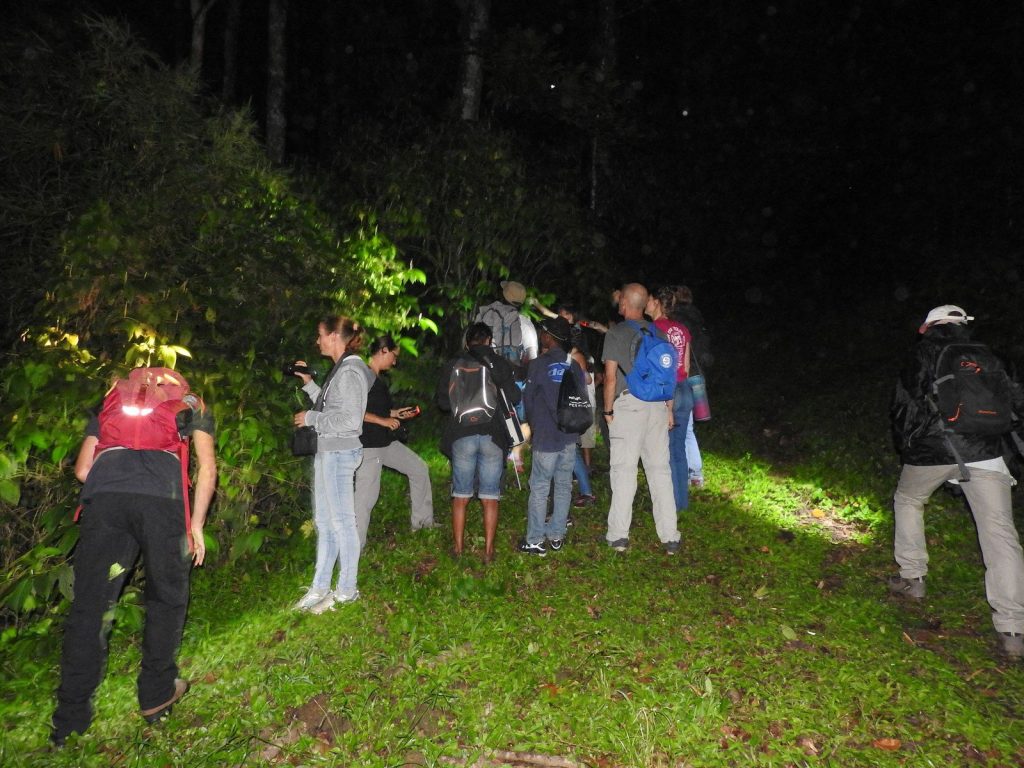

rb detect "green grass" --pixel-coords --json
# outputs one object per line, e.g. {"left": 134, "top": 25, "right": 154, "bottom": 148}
{"left": 2, "top": 347, "right": 1024, "bottom": 767}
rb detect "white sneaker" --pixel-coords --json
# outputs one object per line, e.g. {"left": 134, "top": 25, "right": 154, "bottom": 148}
{"left": 308, "top": 589, "right": 360, "bottom": 615}
{"left": 293, "top": 588, "right": 328, "bottom": 611}
{"left": 335, "top": 589, "right": 360, "bottom": 605}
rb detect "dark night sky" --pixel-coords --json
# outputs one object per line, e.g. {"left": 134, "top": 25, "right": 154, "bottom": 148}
{"left": 10, "top": 0, "right": 1024, "bottom": 320}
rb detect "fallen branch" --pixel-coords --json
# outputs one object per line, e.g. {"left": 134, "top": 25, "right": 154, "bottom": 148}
{"left": 439, "top": 749, "right": 584, "bottom": 767}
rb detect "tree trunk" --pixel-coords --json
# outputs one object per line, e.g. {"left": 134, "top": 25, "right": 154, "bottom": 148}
{"left": 190, "top": 0, "right": 220, "bottom": 73}
{"left": 591, "top": 0, "right": 617, "bottom": 215}
{"left": 221, "top": 0, "right": 241, "bottom": 101}
{"left": 457, "top": 0, "right": 491, "bottom": 122}
{"left": 318, "top": 0, "right": 341, "bottom": 156}
{"left": 266, "top": 0, "right": 288, "bottom": 163}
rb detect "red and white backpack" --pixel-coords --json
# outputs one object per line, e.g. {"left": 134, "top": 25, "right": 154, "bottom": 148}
{"left": 82, "top": 367, "right": 202, "bottom": 552}
{"left": 96, "top": 367, "right": 195, "bottom": 453}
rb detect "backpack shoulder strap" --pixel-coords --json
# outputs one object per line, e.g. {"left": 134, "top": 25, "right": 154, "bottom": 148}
{"left": 621, "top": 319, "right": 649, "bottom": 374}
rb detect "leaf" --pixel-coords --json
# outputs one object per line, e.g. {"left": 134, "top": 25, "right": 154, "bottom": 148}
{"left": 780, "top": 625, "right": 797, "bottom": 641}
{"left": 753, "top": 585, "right": 769, "bottom": 599}
{"left": 797, "top": 736, "right": 819, "bottom": 755}
{"left": 872, "top": 738, "right": 902, "bottom": 751}
{"left": 108, "top": 563, "right": 127, "bottom": 580}
{"left": 0, "top": 479, "right": 21, "bottom": 505}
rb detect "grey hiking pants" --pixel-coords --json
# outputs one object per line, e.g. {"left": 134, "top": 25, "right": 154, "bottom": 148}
{"left": 354, "top": 441, "right": 434, "bottom": 549}
{"left": 894, "top": 463, "right": 1024, "bottom": 633}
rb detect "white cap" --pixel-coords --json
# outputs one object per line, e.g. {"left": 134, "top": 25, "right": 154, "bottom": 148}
{"left": 918, "top": 304, "right": 973, "bottom": 334}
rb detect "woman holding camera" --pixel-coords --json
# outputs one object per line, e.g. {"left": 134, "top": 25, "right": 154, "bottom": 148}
{"left": 292, "top": 316, "right": 374, "bottom": 613}
{"left": 353, "top": 336, "right": 434, "bottom": 548}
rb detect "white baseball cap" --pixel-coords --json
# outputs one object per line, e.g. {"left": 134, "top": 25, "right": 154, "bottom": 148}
{"left": 918, "top": 304, "right": 974, "bottom": 334}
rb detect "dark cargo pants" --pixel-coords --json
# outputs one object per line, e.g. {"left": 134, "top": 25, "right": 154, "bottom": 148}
{"left": 52, "top": 492, "right": 191, "bottom": 741}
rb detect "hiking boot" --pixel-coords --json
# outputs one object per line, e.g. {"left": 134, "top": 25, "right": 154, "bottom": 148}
{"left": 609, "top": 538, "right": 629, "bottom": 552}
{"left": 1000, "top": 632, "right": 1024, "bottom": 659}
{"left": 663, "top": 539, "right": 680, "bottom": 555}
{"left": 141, "top": 678, "right": 189, "bottom": 724}
{"left": 573, "top": 494, "right": 596, "bottom": 508}
{"left": 518, "top": 539, "right": 547, "bottom": 557}
{"left": 293, "top": 587, "right": 329, "bottom": 612}
{"left": 548, "top": 538, "right": 564, "bottom": 552}
{"left": 308, "top": 589, "right": 360, "bottom": 615}
{"left": 887, "top": 575, "right": 926, "bottom": 600}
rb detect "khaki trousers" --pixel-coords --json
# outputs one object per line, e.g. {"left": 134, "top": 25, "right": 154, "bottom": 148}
{"left": 894, "top": 463, "right": 1024, "bottom": 633}
{"left": 606, "top": 393, "right": 680, "bottom": 545}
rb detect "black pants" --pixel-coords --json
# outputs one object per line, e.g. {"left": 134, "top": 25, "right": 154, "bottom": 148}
{"left": 52, "top": 493, "right": 191, "bottom": 740}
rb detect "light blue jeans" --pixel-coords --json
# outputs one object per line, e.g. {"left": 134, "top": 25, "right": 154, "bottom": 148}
{"left": 685, "top": 412, "right": 703, "bottom": 481}
{"left": 312, "top": 448, "right": 363, "bottom": 595}
{"left": 526, "top": 443, "right": 576, "bottom": 545}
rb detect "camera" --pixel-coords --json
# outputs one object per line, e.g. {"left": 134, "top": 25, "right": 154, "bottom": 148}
{"left": 283, "top": 363, "right": 316, "bottom": 377}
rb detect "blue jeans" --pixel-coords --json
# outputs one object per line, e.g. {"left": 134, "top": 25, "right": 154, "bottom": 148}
{"left": 669, "top": 382, "right": 693, "bottom": 510}
{"left": 451, "top": 433, "right": 505, "bottom": 500}
{"left": 573, "top": 446, "right": 592, "bottom": 496}
{"left": 526, "top": 443, "right": 576, "bottom": 544}
{"left": 312, "top": 448, "right": 363, "bottom": 595}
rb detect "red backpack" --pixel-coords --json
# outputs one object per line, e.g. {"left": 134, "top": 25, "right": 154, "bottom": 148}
{"left": 96, "top": 367, "right": 194, "bottom": 452}
{"left": 84, "top": 368, "right": 201, "bottom": 551}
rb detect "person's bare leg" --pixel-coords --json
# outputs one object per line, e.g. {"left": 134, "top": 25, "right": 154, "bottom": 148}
{"left": 451, "top": 497, "right": 469, "bottom": 557}
{"left": 583, "top": 446, "right": 592, "bottom": 470}
{"left": 482, "top": 499, "right": 499, "bottom": 563}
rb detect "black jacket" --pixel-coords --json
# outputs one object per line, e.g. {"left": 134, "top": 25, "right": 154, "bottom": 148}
{"left": 891, "top": 324, "right": 1022, "bottom": 465}
{"left": 435, "top": 344, "right": 521, "bottom": 458}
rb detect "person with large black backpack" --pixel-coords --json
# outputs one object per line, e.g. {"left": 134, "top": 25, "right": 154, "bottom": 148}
{"left": 889, "top": 304, "right": 1024, "bottom": 660}
{"left": 517, "top": 316, "right": 590, "bottom": 556}
{"left": 436, "top": 322, "right": 522, "bottom": 564}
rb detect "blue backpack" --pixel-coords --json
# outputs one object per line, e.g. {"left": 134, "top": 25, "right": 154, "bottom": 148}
{"left": 624, "top": 320, "right": 678, "bottom": 401}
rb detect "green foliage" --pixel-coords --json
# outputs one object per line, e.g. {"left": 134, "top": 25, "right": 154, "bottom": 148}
{"left": 334, "top": 120, "right": 593, "bottom": 351}
{"left": 0, "top": 18, "right": 432, "bottom": 634}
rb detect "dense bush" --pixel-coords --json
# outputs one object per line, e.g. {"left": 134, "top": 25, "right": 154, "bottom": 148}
{"left": 0, "top": 18, "right": 430, "bottom": 638}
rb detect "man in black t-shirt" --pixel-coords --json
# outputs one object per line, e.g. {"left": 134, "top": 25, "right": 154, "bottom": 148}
{"left": 52, "top": 387, "right": 216, "bottom": 745}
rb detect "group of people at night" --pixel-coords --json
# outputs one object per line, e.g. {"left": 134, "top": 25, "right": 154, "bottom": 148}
{"left": 289, "top": 278, "right": 708, "bottom": 600}
{"left": 51, "top": 289, "right": 1024, "bottom": 747}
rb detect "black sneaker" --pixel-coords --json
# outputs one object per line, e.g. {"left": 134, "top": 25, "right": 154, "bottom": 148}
{"left": 518, "top": 539, "right": 547, "bottom": 556}
{"left": 608, "top": 538, "right": 629, "bottom": 552}
{"left": 548, "top": 538, "right": 564, "bottom": 551}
